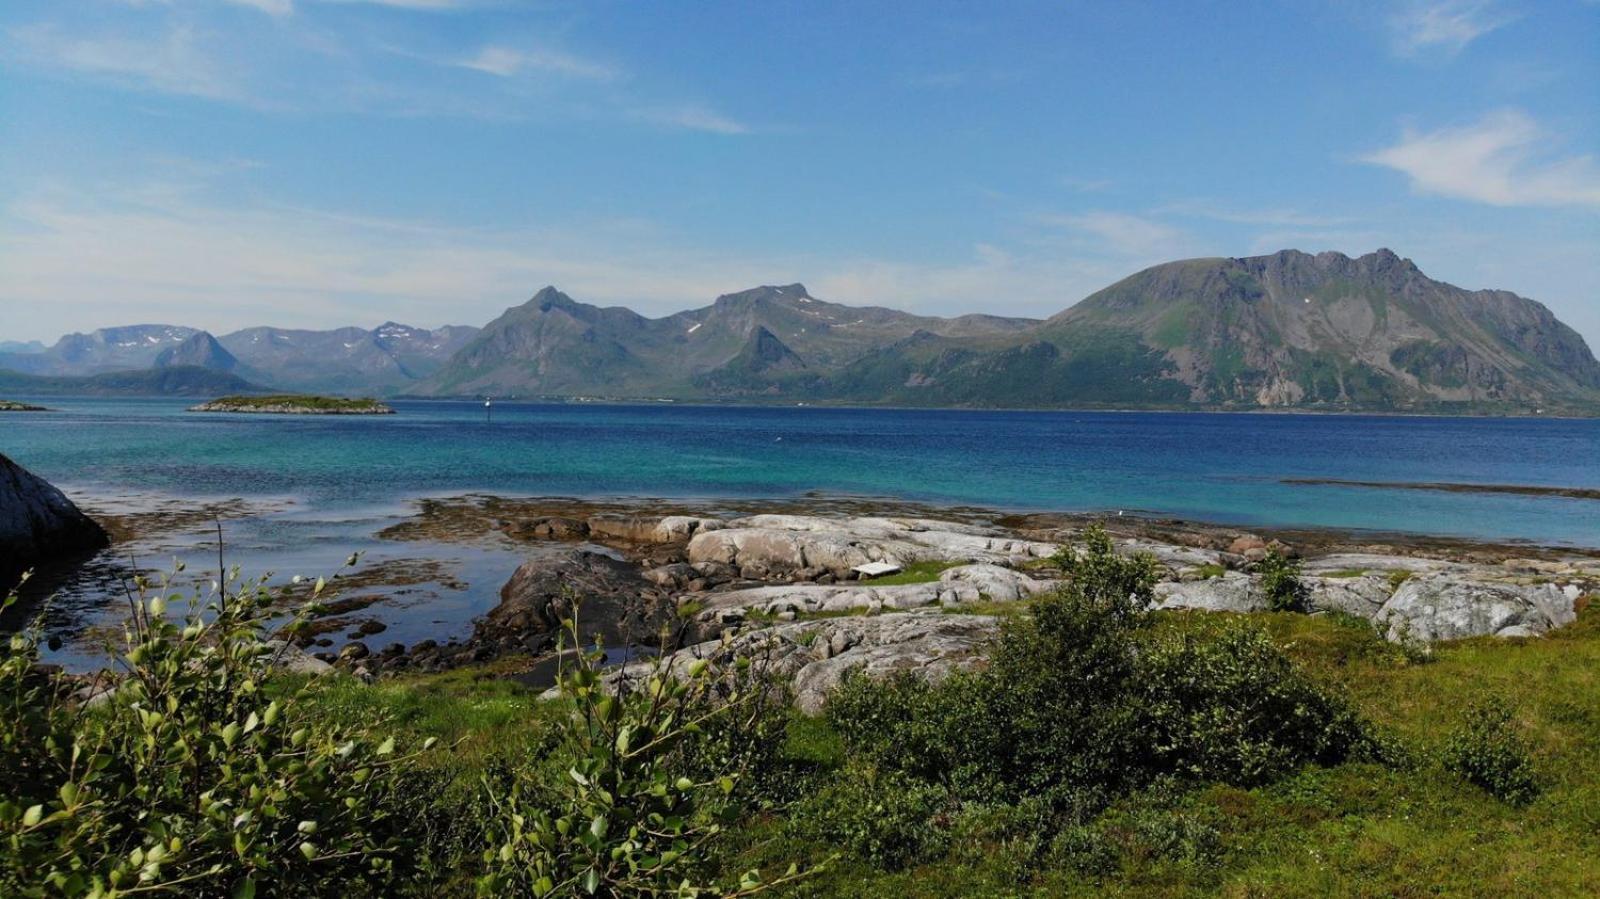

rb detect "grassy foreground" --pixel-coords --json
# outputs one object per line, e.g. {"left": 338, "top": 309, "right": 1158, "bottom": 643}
{"left": 295, "top": 600, "right": 1600, "bottom": 897}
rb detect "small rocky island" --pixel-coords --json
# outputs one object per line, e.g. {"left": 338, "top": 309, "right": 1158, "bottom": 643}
{"left": 0, "top": 400, "right": 48, "bottom": 411}
{"left": 188, "top": 394, "right": 395, "bottom": 415}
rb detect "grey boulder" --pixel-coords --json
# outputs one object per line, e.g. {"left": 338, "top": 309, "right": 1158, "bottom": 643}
{"left": 1376, "top": 574, "right": 1576, "bottom": 642}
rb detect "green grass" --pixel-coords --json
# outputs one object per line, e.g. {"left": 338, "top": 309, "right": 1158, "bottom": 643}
{"left": 1318, "top": 568, "right": 1371, "bottom": 579}
{"left": 1192, "top": 563, "right": 1227, "bottom": 580}
{"left": 746, "top": 598, "right": 1600, "bottom": 897}
{"left": 861, "top": 560, "right": 961, "bottom": 586}
{"left": 275, "top": 593, "right": 1600, "bottom": 897}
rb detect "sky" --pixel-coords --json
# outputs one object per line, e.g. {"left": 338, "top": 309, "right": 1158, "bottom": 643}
{"left": 0, "top": 0, "right": 1597, "bottom": 347}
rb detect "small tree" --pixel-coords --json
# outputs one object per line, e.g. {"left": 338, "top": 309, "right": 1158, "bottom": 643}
{"left": 1258, "top": 548, "right": 1307, "bottom": 612}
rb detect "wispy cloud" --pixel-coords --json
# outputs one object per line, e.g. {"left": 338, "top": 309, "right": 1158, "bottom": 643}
{"left": 5, "top": 22, "right": 246, "bottom": 102}
{"left": 631, "top": 103, "right": 750, "bottom": 135}
{"left": 458, "top": 45, "right": 618, "bottom": 81}
{"left": 1156, "top": 200, "right": 1355, "bottom": 228}
{"left": 1036, "top": 211, "right": 1189, "bottom": 258}
{"left": 225, "top": 0, "right": 295, "bottom": 17}
{"left": 315, "top": 0, "right": 476, "bottom": 9}
{"left": 1362, "top": 109, "right": 1600, "bottom": 208}
{"left": 1389, "top": 0, "right": 1515, "bottom": 56}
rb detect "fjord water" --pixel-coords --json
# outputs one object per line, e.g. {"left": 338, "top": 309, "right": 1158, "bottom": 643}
{"left": 4, "top": 397, "right": 1598, "bottom": 545}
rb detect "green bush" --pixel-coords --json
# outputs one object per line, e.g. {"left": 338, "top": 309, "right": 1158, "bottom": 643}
{"left": 0, "top": 570, "right": 423, "bottom": 898}
{"left": 475, "top": 613, "right": 817, "bottom": 897}
{"left": 1442, "top": 699, "right": 1540, "bottom": 805}
{"left": 1140, "top": 625, "right": 1375, "bottom": 785}
{"left": 1258, "top": 548, "right": 1307, "bottom": 612}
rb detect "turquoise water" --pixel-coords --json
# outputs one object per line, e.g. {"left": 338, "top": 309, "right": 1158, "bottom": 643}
{"left": 4, "top": 397, "right": 1597, "bottom": 666}
{"left": 4, "top": 397, "right": 1598, "bottom": 545}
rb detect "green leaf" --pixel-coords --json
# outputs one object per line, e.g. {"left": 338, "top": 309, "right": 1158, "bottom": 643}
{"left": 582, "top": 867, "right": 600, "bottom": 894}
{"left": 299, "top": 841, "right": 317, "bottom": 861}
{"left": 232, "top": 877, "right": 256, "bottom": 899}
{"left": 377, "top": 736, "right": 396, "bottom": 756}
{"left": 22, "top": 804, "right": 43, "bottom": 827}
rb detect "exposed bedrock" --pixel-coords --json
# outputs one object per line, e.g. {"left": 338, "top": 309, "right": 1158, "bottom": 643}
{"left": 686, "top": 563, "right": 1052, "bottom": 624}
{"left": 596, "top": 611, "right": 1001, "bottom": 714}
{"left": 686, "top": 514, "right": 1058, "bottom": 578}
{"left": 1375, "top": 574, "right": 1576, "bottom": 642}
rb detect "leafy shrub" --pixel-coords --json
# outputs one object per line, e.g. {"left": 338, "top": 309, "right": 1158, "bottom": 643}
{"left": 1442, "top": 699, "right": 1540, "bottom": 805}
{"left": 788, "top": 767, "right": 949, "bottom": 871}
{"left": 1140, "top": 625, "right": 1375, "bottom": 785}
{"left": 1258, "top": 548, "right": 1307, "bottom": 612}
{"left": 476, "top": 612, "right": 816, "bottom": 897}
{"left": 0, "top": 569, "right": 423, "bottom": 898}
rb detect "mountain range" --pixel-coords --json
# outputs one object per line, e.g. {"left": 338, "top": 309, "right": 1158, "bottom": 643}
{"left": 5, "top": 249, "right": 1597, "bottom": 413}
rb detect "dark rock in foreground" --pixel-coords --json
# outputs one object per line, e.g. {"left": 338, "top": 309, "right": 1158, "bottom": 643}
{"left": 0, "top": 453, "right": 109, "bottom": 590}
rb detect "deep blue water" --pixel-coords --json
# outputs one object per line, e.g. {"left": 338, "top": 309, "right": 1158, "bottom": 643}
{"left": 4, "top": 397, "right": 1598, "bottom": 545}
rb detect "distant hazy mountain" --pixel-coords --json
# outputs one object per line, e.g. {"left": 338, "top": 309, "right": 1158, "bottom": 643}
{"left": 156, "top": 332, "right": 240, "bottom": 372}
{"left": 0, "top": 365, "right": 263, "bottom": 397}
{"left": 414, "top": 251, "right": 1600, "bottom": 413}
{"left": 217, "top": 322, "right": 479, "bottom": 394}
{"left": 0, "top": 340, "right": 46, "bottom": 355}
{"left": 0, "top": 321, "right": 479, "bottom": 396}
{"left": 416, "top": 283, "right": 1037, "bottom": 398}
{"left": 6, "top": 250, "right": 1597, "bottom": 412}
{"left": 0, "top": 325, "right": 197, "bottom": 375}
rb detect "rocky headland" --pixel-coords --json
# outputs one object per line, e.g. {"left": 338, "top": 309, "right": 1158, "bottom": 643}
{"left": 0, "top": 453, "right": 109, "bottom": 591}
{"left": 188, "top": 394, "right": 395, "bottom": 414}
{"left": 0, "top": 400, "right": 48, "bottom": 411}
{"left": 316, "top": 497, "right": 1599, "bottom": 710}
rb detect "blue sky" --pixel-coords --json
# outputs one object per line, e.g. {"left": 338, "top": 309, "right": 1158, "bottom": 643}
{"left": 1, "top": 0, "right": 1597, "bottom": 346}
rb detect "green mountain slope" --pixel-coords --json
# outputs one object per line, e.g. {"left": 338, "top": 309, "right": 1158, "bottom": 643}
{"left": 820, "top": 250, "right": 1600, "bottom": 412}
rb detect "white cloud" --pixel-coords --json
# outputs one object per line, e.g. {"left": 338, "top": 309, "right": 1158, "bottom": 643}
{"left": 0, "top": 180, "right": 1170, "bottom": 340}
{"left": 1156, "top": 201, "right": 1354, "bottom": 228}
{"left": 1362, "top": 109, "right": 1600, "bottom": 208}
{"left": 5, "top": 23, "right": 245, "bottom": 102}
{"left": 459, "top": 45, "right": 617, "bottom": 81}
{"left": 315, "top": 0, "right": 475, "bottom": 9}
{"left": 1390, "top": 0, "right": 1515, "bottom": 56}
{"left": 225, "top": 0, "right": 295, "bottom": 16}
{"left": 631, "top": 104, "right": 750, "bottom": 135}
{"left": 1035, "top": 211, "right": 1188, "bottom": 258}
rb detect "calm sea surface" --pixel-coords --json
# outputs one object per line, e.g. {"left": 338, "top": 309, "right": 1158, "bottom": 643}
{"left": 4, "top": 397, "right": 1598, "bottom": 545}
{"left": 5, "top": 397, "right": 1597, "bottom": 665}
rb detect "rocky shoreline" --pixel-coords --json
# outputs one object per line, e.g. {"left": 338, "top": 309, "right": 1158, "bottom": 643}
{"left": 310, "top": 498, "right": 1598, "bottom": 709}
{"left": 0, "top": 400, "right": 48, "bottom": 411}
